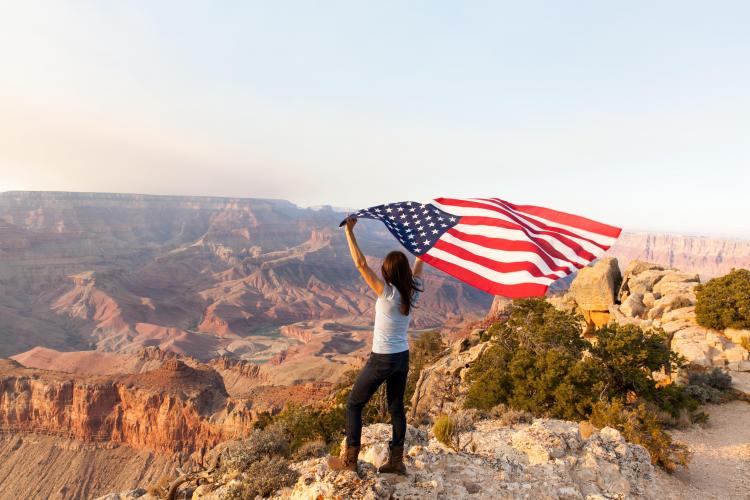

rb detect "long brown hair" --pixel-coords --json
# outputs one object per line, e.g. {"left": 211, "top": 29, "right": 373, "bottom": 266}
{"left": 381, "top": 251, "right": 423, "bottom": 315}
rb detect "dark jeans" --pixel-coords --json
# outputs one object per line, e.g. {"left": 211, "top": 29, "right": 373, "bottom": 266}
{"left": 346, "top": 349, "right": 409, "bottom": 448}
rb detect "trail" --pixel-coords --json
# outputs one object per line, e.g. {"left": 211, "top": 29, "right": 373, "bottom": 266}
{"left": 655, "top": 400, "right": 750, "bottom": 499}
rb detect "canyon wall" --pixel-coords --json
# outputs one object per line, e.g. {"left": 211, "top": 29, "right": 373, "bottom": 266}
{"left": 0, "top": 358, "right": 257, "bottom": 460}
{"left": 607, "top": 232, "right": 750, "bottom": 279}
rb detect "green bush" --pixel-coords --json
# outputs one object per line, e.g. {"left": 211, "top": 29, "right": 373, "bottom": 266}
{"left": 465, "top": 299, "right": 688, "bottom": 421}
{"left": 271, "top": 402, "right": 345, "bottom": 453}
{"left": 465, "top": 298, "right": 599, "bottom": 419}
{"left": 464, "top": 298, "right": 697, "bottom": 471}
{"left": 695, "top": 269, "right": 750, "bottom": 330}
{"left": 590, "top": 400, "right": 691, "bottom": 473}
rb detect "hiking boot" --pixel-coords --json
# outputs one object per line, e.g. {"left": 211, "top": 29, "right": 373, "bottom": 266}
{"left": 378, "top": 445, "right": 407, "bottom": 475}
{"left": 327, "top": 445, "right": 360, "bottom": 473}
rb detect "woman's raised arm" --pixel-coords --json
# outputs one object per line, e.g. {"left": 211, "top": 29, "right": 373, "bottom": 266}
{"left": 412, "top": 256, "right": 424, "bottom": 279}
{"left": 343, "top": 217, "right": 384, "bottom": 295}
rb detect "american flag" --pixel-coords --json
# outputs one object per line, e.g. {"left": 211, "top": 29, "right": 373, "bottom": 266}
{"left": 342, "top": 197, "right": 621, "bottom": 297}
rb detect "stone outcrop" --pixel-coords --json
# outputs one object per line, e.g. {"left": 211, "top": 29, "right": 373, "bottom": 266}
{"left": 610, "top": 261, "right": 749, "bottom": 379}
{"left": 565, "top": 257, "right": 622, "bottom": 331}
{"left": 144, "top": 417, "right": 658, "bottom": 500}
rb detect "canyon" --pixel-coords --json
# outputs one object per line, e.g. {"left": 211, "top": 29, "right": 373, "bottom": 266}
{"left": 1, "top": 191, "right": 749, "bottom": 498}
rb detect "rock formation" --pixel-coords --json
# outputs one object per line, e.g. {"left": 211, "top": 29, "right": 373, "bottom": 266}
{"left": 0, "top": 357, "right": 334, "bottom": 463}
{"left": 104, "top": 418, "right": 659, "bottom": 500}
{"left": 611, "top": 261, "right": 750, "bottom": 378}
{"left": 559, "top": 257, "right": 622, "bottom": 331}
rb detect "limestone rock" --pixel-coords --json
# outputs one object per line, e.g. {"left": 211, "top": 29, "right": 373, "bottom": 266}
{"left": 623, "top": 270, "right": 668, "bottom": 298}
{"left": 671, "top": 326, "right": 716, "bottom": 367}
{"left": 276, "top": 418, "right": 658, "bottom": 500}
{"left": 511, "top": 420, "right": 582, "bottom": 464}
{"left": 620, "top": 293, "right": 646, "bottom": 318}
{"left": 661, "top": 306, "right": 696, "bottom": 324}
{"left": 569, "top": 257, "right": 621, "bottom": 311}
{"left": 725, "top": 329, "right": 750, "bottom": 345}
{"left": 409, "top": 342, "right": 489, "bottom": 425}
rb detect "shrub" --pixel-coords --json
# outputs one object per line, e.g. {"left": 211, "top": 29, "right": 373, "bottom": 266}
{"left": 465, "top": 299, "right": 689, "bottom": 422}
{"left": 292, "top": 439, "right": 327, "bottom": 461}
{"left": 271, "top": 402, "right": 344, "bottom": 453}
{"left": 433, "top": 414, "right": 459, "bottom": 451}
{"left": 221, "top": 427, "right": 290, "bottom": 473}
{"left": 463, "top": 298, "right": 699, "bottom": 471}
{"left": 683, "top": 384, "right": 724, "bottom": 405}
{"left": 490, "top": 404, "right": 534, "bottom": 426}
{"left": 253, "top": 410, "right": 273, "bottom": 430}
{"left": 688, "top": 368, "right": 733, "bottom": 391}
{"left": 589, "top": 323, "right": 678, "bottom": 402}
{"left": 590, "top": 400, "right": 691, "bottom": 473}
{"left": 465, "top": 298, "right": 599, "bottom": 418}
{"left": 147, "top": 475, "right": 172, "bottom": 499}
{"left": 224, "top": 456, "right": 298, "bottom": 499}
{"left": 695, "top": 269, "right": 750, "bottom": 330}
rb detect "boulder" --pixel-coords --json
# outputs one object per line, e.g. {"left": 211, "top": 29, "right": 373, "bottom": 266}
{"left": 624, "top": 270, "right": 668, "bottom": 298}
{"left": 642, "top": 292, "right": 658, "bottom": 309}
{"left": 488, "top": 295, "right": 512, "bottom": 318}
{"left": 511, "top": 420, "right": 582, "bottom": 464}
{"left": 618, "top": 261, "right": 665, "bottom": 300}
{"left": 647, "top": 294, "right": 696, "bottom": 320}
{"left": 548, "top": 292, "right": 578, "bottom": 313}
{"left": 724, "top": 345, "right": 748, "bottom": 363}
{"left": 730, "top": 360, "right": 750, "bottom": 372}
{"left": 652, "top": 279, "right": 699, "bottom": 298}
{"left": 671, "top": 326, "right": 715, "bottom": 367}
{"left": 569, "top": 257, "right": 621, "bottom": 311}
{"left": 620, "top": 294, "right": 645, "bottom": 318}
{"left": 661, "top": 306, "right": 695, "bottom": 324}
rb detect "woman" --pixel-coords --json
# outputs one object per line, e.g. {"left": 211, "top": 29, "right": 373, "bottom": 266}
{"left": 328, "top": 216, "right": 424, "bottom": 475}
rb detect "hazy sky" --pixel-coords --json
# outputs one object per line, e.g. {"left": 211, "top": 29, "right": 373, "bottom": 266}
{"left": 1, "top": 1, "right": 748, "bottom": 236}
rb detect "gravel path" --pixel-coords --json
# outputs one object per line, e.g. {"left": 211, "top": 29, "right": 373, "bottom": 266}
{"left": 655, "top": 400, "right": 750, "bottom": 499}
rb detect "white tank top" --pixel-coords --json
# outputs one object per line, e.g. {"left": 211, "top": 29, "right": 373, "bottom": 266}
{"left": 371, "top": 278, "right": 422, "bottom": 354}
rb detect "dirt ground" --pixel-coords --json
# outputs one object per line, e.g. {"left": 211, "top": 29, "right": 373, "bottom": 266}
{"left": 654, "top": 400, "right": 750, "bottom": 499}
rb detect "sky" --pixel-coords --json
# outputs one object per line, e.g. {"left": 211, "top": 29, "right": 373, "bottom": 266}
{"left": 0, "top": 1, "right": 748, "bottom": 237}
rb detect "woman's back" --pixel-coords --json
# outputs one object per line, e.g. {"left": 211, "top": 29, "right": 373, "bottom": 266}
{"left": 372, "top": 277, "right": 422, "bottom": 354}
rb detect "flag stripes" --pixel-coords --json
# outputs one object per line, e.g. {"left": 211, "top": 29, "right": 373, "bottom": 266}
{"left": 344, "top": 197, "right": 621, "bottom": 297}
